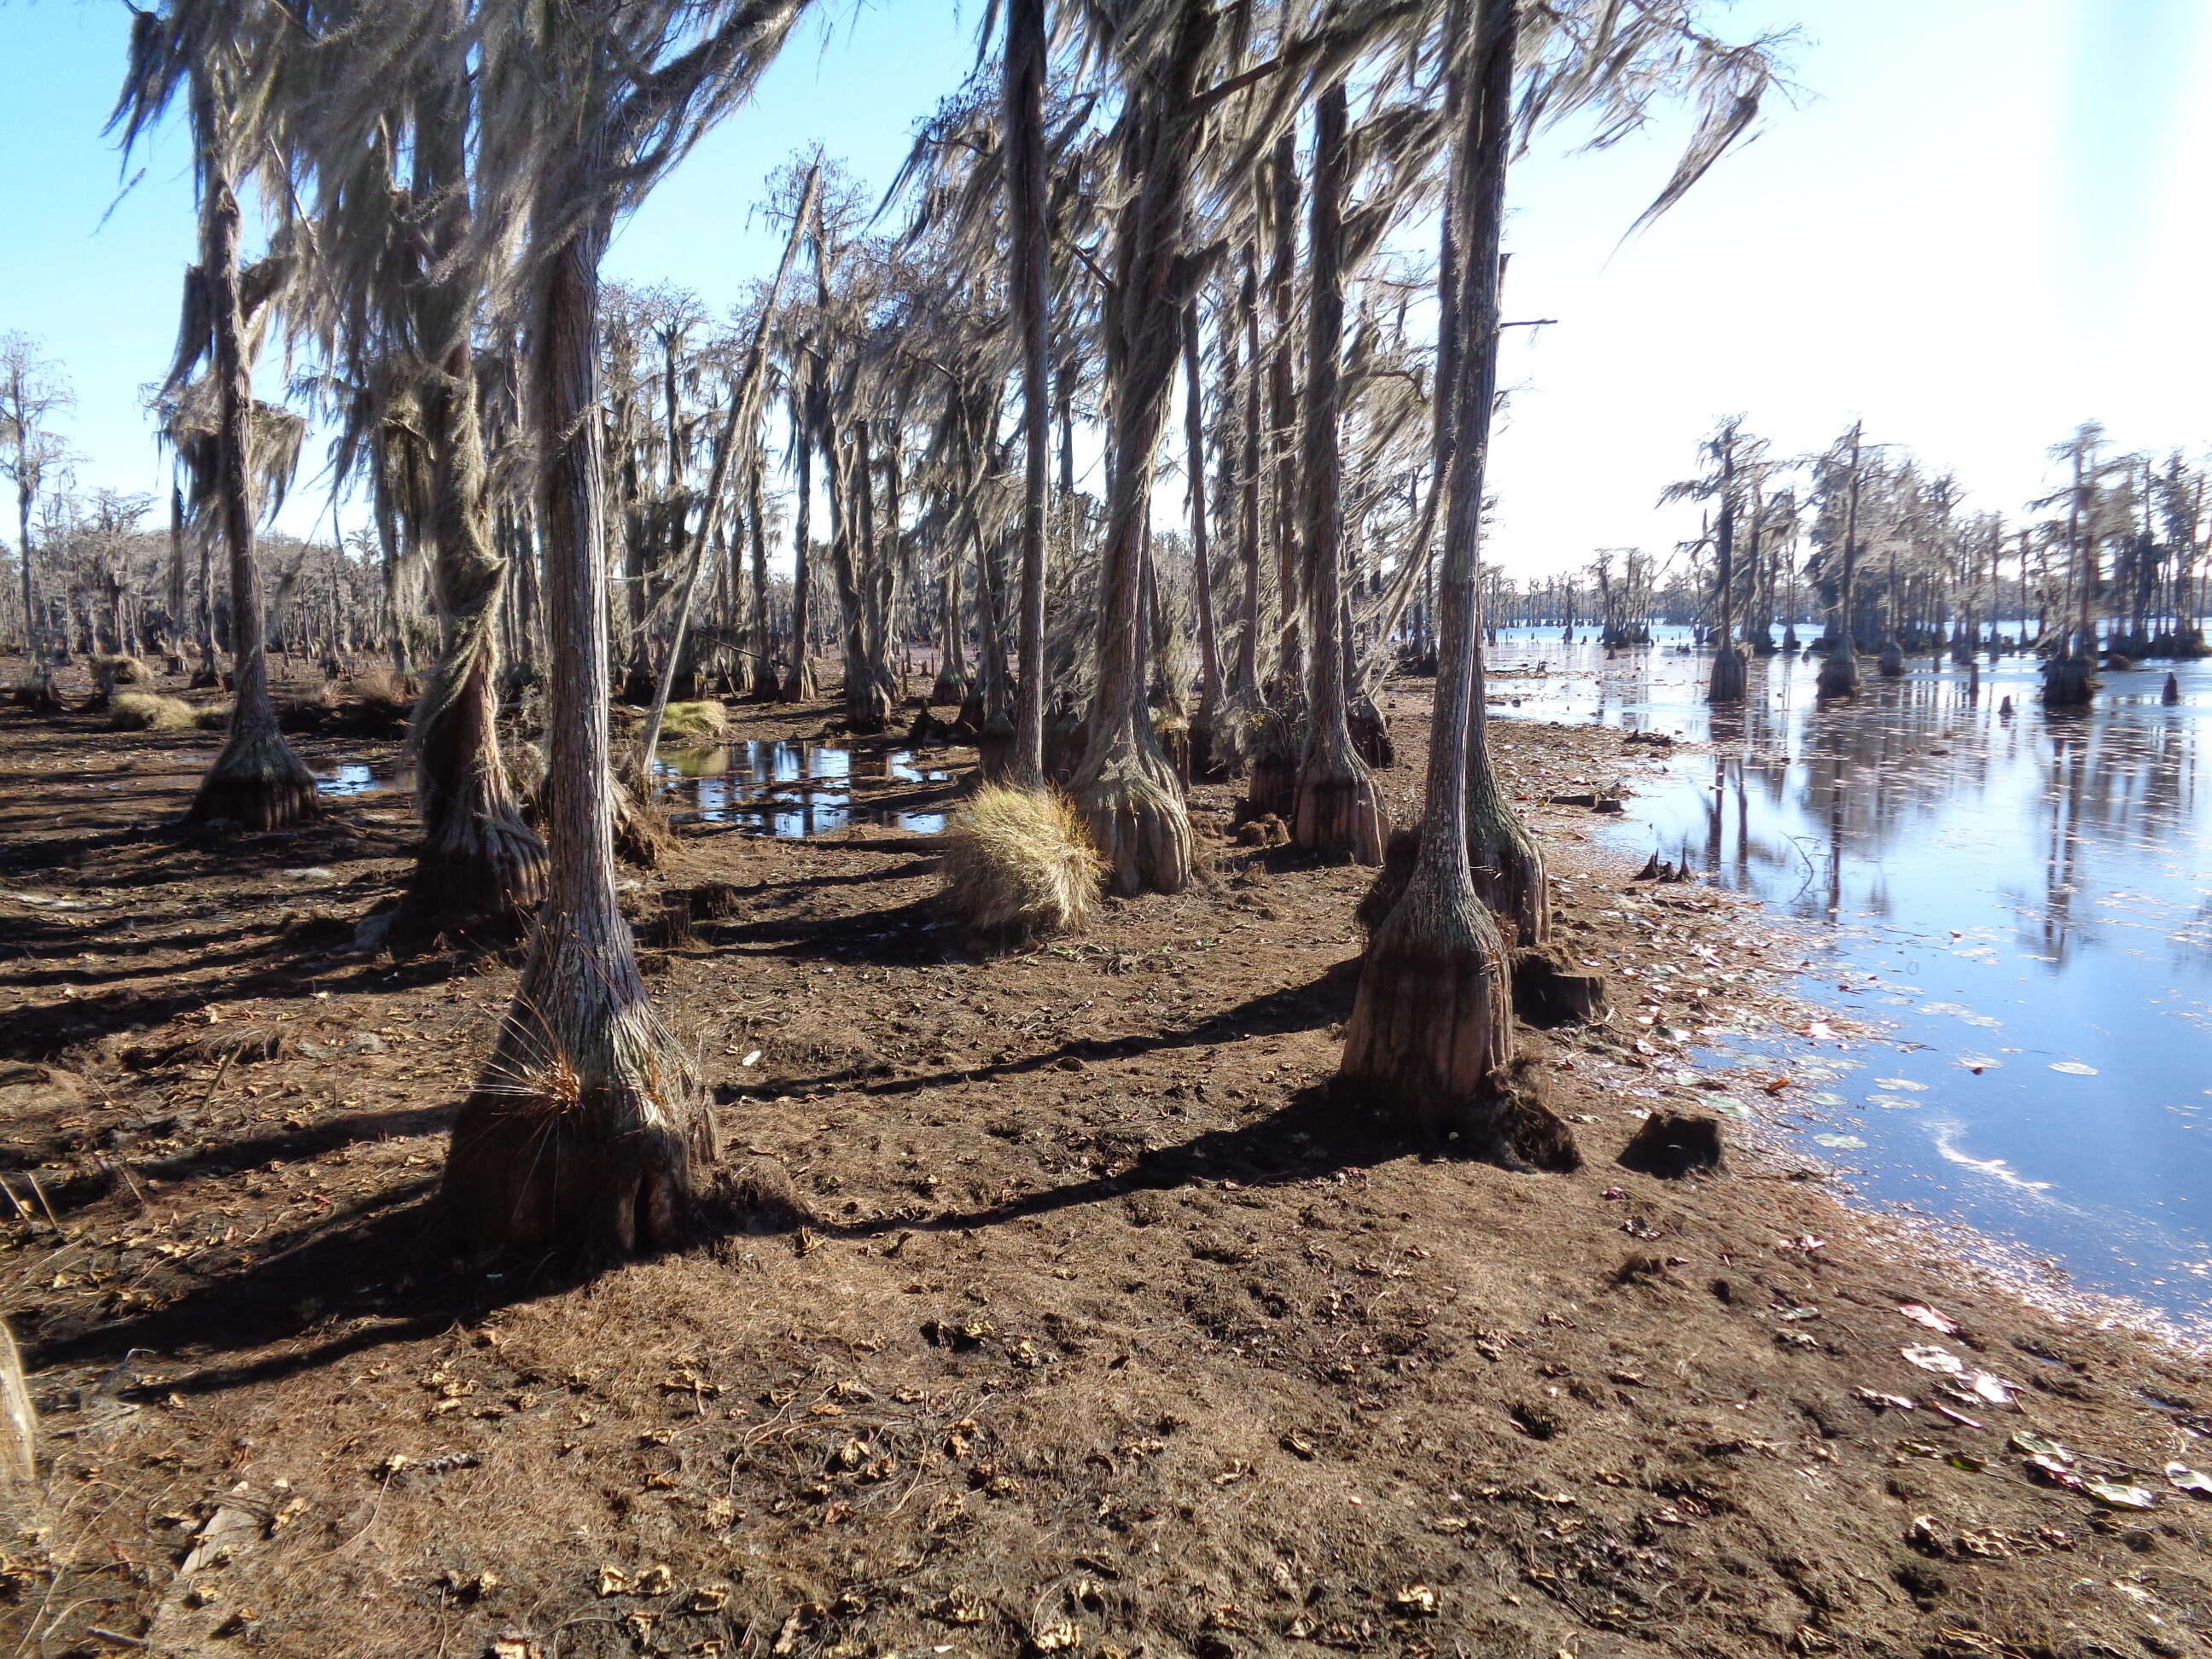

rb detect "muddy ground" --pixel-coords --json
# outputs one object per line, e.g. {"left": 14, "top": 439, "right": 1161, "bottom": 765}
{"left": 1, "top": 655, "right": 2207, "bottom": 1659}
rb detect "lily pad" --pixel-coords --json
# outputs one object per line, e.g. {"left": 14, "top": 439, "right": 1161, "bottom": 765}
{"left": 2048, "top": 1060, "right": 2098, "bottom": 1076}
{"left": 1703, "top": 1095, "right": 1754, "bottom": 1121}
{"left": 1813, "top": 1133, "right": 1867, "bottom": 1150}
{"left": 1807, "top": 1090, "right": 1848, "bottom": 1107}
{"left": 1869, "top": 1094, "right": 1923, "bottom": 1110}
{"left": 1875, "top": 1078, "right": 1928, "bottom": 1092}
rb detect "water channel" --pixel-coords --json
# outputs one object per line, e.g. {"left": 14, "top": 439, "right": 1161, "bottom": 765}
{"left": 1487, "top": 626, "right": 2210, "bottom": 1336}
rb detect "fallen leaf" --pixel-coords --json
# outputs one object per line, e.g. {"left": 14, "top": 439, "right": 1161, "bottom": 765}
{"left": 1955, "top": 1371, "right": 2022, "bottom": 1408}
{"left": 1898, "top": 1303, "right": 1960, "bottom": 1336}
{"left": 1853, "top": 1388, "right": 1915, "bottom": 1412}
{"left": 2025, "top": 1455, "right": 2082, "bottom": 1489}
{"left": 2082, "top": 1478, "right": 2157, "bottom": 1511}
{"left": 1901, "top": 1345, "right": 1965, "bottom": 1377}
{"left": 2166, "top": 1463, "right": 2212, "bottom": 1498}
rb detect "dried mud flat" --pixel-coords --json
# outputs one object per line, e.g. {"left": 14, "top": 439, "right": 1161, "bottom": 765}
{"left": 1, "top": 664, "right": 2208, "bottom": 1659}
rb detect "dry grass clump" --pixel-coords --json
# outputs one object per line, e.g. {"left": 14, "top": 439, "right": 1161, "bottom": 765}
{"left": 194, "top": 703, "right": 234, "bottom": 731}
{"left": 94, "top": 654, "right": 155, "bottom": 688}
{"left": 344, "top": 663, "right": 416, "bottom": 719}
{"left": 941, "top": 783, "right": 1103, "bottom": 942}
{"left": 108, "top": 692, "right": 197, "bottom": 732}
{"left": 660, "top": 700, "right": 731, "bottom": 742}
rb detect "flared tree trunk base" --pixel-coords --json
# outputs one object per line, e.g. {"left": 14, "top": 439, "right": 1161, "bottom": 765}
{"left": 1707, "top": 645, "right": 1745, "bottom": 704}
{"left": 10, "top": 672, "right": 67, "bottom": 716}
{"left": 844, "top": 678, "right": 896, "bottom": 736}
{"left": 779, "top": 658, "right": 818, "bottom": 703}
{"left": 1469, "top": 789, "right": 1550, "bottom": 949}
{"left": 443, "top": 936, "right": 707, "bottom": 1260}
{"left": 1877, "top": 641, "right": 1905, "bottom": 677}
{"left": 1072, "top": 741, "right": 1192, "bottom": 898}
{"left": 2042, "top": 653, "right": 2095, "bottom": 707}
{"left": 1815, "top": 652, "right": 1860, "bottom": 699}
{"left": 612, "top": 777, "right": 672, "bottom": 869}
{"left": 1244, "top": 747, "right": 1297, "bottom": 821}
{"left": 393, "top": 810, "right": 550, "bottom": 952}
{"left": 1336, "top": 867, "right": 1579, "bottom": 1170}
{"left": 1293, "top": 747, "right": 1387, "bottom": 865}
{"left": 1348, "top": 695, "right": 1395, "bottom": 769}
{"left": 188, "top": 725, "right": 319, "bottom": 831}
{"left": 975, "top": 715, "right": 1018, "bottom": 784}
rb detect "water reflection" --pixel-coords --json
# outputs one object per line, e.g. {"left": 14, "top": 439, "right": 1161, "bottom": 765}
{"left": 314, "top": 762, "right": 396, "bottom": 797}
{"left": 653, "top": 740, "right": 950, "bottom": 837}
{"left": 1488, "top": 627, "right": 2211, "bottom": 1331}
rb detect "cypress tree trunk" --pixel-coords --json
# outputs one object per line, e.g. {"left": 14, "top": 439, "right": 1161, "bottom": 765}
{"left": 188, "top": 150, "right": 317, "bottom": 832}
{"left": 1182, "top": 302, "right": 1226, "bottom": 779}
{"left": 1070, "top": 5, "right": 1212, "bottom": 895}
{"left": 781, "top": 375, "right": 818, "bottom": 701}
{"left": 396, "top": 49, "right": 547, "bottom": 945}
{"left": 1291, "top": 84, "right": 1385, "bottom": 864}
{"left": 747, "top": 455, "right": 777, "bottom": 697}
{"left": 1817, "top": 424, "right": 1863, "bottom": 698}
{"left": 1004, "top": 0, "right": 1051, "bottom": 788}
{"left": 1338, "top": 0, "right": 1570, "bottom": 1168}
{"left": 1708, "top": 432, "right": 1744, "bottom": 702}
{"left": 444, "top": 196, "right": 703, "bottom": 1260}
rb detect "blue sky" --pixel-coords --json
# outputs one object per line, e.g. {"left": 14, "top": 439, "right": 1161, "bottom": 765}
{"left": 3, "top": 0, "right": 2208, "bottom": 578}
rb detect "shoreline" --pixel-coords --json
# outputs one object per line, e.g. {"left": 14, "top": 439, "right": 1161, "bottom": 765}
{"left": 3, "top": 663, "right": 2209, "bottom": 1658}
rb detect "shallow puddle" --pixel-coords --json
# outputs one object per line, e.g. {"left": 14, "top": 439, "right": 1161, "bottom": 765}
{"left": 1490, "top": 625, "right": 2212, "bottom": 1332}
{"left": 314, "top": 762, "right": 398, "bottom": 797}
{"left": 654, "top": 740, "right": 950, "bottom": 836}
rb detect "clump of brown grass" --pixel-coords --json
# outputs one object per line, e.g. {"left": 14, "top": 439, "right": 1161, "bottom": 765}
{"left": 109, "top": 692, "right": 197, "bottom": 732}
{"left": 941, "top": 783, "right": 1103, "bottom": 942}
{"left": 343, "top": 664, "right": 416, "bottom": 719}
{"left": 194, "top": 702, "right": 234, "bottom": 731}
{"left": 94, "top": 654, "right": 155, "bottom": 689}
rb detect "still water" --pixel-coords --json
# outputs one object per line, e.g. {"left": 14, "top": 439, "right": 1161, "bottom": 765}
{"left": 1487, "top": 626, "right": 2210, "bottom": 1335}
{"left": 654, "top": 740, "right": 951, "bottom": 837}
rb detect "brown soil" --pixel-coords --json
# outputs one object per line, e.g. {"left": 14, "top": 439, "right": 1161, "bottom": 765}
{"left": 2, "top": 655, "right": 2207, "bottom": 1659}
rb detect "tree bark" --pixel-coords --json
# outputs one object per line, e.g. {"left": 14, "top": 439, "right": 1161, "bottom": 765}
{"left": 188, "top": 155, "right": 317, "bottom": 832}
{"left": 1707, "top": 429, "right": 1744, "bottom": 701}
{"left": 1182, "top": 301, "right": 1227, "bottom": 779}
{"left": 1336, "top": 0, "right": 1573, "bottom": 1167}
{"left": 396, "top": 45, "right": 548, "bottom": 945}
{"left": 444, "top": 196, "right": 703, "bottom": 1260}
{"left": 781, "top": 373, "right": 818, "bottom": 701}
{"left": 1004, "top": 0, "right": 1051, "bottom": 789}
{"left": 1069, "top": 5, "right": 1214, "bottom": 896}
{"left": 1291, "top": 84, "right": 1385, "bottom": 864}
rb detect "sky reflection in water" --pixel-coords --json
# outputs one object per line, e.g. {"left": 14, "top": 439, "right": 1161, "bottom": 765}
{"left": 654, "top": 740, "right": 949, "bottom": 837}
{"left": 1487, "top": 627, "right": 2210, "bottom": 1330}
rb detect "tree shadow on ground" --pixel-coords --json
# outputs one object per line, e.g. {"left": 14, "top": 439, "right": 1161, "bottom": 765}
{"left": 733, "top": 956, "right": 1362, "bottom": 1106}
{"left": 816, "top": 1079, "right": 1408, "bottom": 1245}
